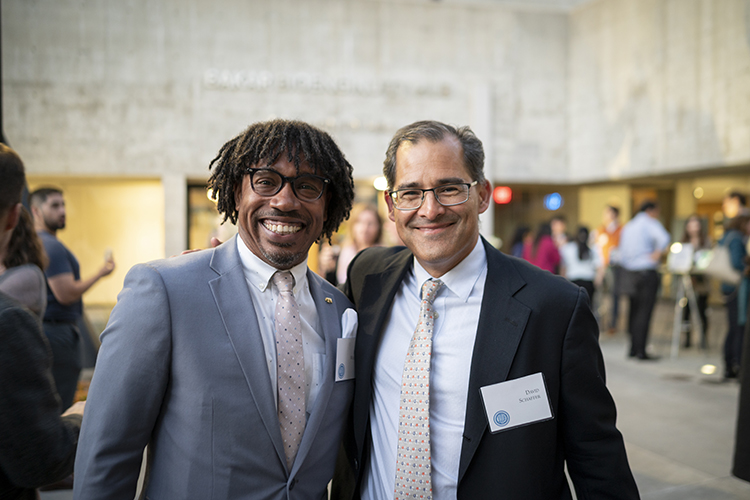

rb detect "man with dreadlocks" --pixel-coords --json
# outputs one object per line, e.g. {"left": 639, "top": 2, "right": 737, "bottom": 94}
{"left": 74, "top": 119, "right": 358, "bottom": 499}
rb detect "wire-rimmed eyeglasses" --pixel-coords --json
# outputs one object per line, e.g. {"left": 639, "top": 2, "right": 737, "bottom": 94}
{"left": 388, "top": 181, "right": 478, "bottom": 211}
{"left": 245, "top": 168, "right": 329, "bottom": 202}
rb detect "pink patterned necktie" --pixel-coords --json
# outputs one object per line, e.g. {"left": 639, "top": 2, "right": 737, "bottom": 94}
{"left": 272, "top": 271, "right": 306, "bottom": 470}
{"left": 394, "top": 278, "right": 443, "bottom": 500}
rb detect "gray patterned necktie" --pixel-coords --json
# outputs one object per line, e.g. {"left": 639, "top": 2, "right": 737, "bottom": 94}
{"left": 272, "top": 271, "right": 306, "bottom": 470}
{"left": 394, "top": 278, "right": 443, "bottom": 500}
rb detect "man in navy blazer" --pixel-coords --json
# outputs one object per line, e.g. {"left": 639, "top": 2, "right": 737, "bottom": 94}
{"left": 75, "top": 120, "right": 358, "bottom": 499}
{"left": 332, "top": 121, "right": 639, "bottom": 499}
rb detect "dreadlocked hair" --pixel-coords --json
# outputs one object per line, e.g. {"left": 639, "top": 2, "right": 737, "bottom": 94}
{"left": 207, "top": 119, "right": 355, "bottom": 242}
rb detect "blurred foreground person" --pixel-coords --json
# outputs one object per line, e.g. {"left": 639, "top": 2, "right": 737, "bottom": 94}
{"left": 75, "top": 119, "right": 357, "bottom": 500}
{"left": 0, "top": 207, "right": 48, "bottom": 317}
{"left": 0, "top": 143, "right": 84, "bottom": 500}
{"left": 332, "top": 120, "right": 638, "bottom": 500}
{"left": 30, "top": 187, "right": 115, "bottom": 409}
{"left": 617, "top": 201, "right": 670, "bottom": 360}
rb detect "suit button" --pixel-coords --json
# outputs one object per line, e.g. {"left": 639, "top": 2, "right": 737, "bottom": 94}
{"left": 289, "top": 479, "right": 296, "bottom": 491}
{"left": 354, "top": 459, "right": 359, "bottom": 470}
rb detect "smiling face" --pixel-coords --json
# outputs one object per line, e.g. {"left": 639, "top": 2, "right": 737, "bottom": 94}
{"left": 386, "top": 137, "right": 491, "bottom": 277}
{"left": 235, "top": 157, "right": 327, "bottom": 269}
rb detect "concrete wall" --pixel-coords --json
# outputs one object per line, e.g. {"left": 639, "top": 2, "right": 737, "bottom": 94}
{"left": 568, "top": 0, "right": 750, "bottom": 182}
{"left": 3, "top": 0, "right": 568, "bottom": 184}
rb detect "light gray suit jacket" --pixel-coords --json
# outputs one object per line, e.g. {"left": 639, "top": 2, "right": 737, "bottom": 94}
{"left": 74, "top": 236, "right": 355, "bottom": 500}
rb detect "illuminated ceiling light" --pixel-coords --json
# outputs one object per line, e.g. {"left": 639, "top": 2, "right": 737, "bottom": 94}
{"left": 670, "top": 242, "right": 683, "bottom": 253}
{"left": 373, "top": 176, "right": 389, "bottom": 191}
{"left": 693, "top": 187, "right": 704, "bottom": 199}
{"left": 544, "top": 192, "right": 563, "bottom": 211}
{"left": 493, "top": 186, "right": 512, "bottom": 204}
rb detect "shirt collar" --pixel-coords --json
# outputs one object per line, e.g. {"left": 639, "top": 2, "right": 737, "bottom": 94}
{"left": 412, "top": 237, "right": 487, "bottom": 303}
{"left": 236, "top": 236, "right": 309, "bottom": 294}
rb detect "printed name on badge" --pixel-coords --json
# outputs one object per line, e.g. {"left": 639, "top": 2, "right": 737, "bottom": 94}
{"left": 480, "top": 372, "right": 554, "bottom": 433}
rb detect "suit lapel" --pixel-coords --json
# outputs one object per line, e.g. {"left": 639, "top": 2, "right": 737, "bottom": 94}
{"left": 353, "top": 250, "right": 413, "bottom": 456}
{"left": 290, "top": 270, "right": 339, "bottom": 475}
{"left": 458, "top": 239, "right": 531, "bottom": 482}
{"left": 208, "top": 237, "right": 286, "bottom": 468}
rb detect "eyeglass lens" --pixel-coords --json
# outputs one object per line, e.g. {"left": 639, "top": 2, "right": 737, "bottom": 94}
{"left": 251, "top": 169, "right": 326, "bottom": 201}
{"left": 394, "top": 184, "right": 470, "bottom": 209}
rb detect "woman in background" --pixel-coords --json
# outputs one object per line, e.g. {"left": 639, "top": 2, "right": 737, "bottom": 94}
{"left": 523, "top": 222, "right": 560, "bottom": 274}
{"left": 509, "top": 225, "right": 530, "bottom": 258}
{"left": 560, "top": 226, "right": 602, "bottom": 300}
{"left": 681, "top": 214, "right": 710, "bottom": 349}
{"left": 336, "top": 204, "right": 383, "bottom": 285}
{"left": 0, "top": 206, "right": 48, "bottom": 317}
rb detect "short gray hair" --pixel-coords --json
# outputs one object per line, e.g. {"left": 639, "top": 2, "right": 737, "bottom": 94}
{"left": 383, "top": 120, "right": 485, "bottom": 189}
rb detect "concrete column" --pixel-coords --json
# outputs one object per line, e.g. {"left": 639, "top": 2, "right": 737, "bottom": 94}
{"left": 469, "top": 80, "right": 495, "bottom": 244}
{"left": 162, "top": 173, "right": 187, "bottom": 257}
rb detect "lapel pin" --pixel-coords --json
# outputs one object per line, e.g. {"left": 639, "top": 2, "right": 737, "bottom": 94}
{"left": 325, "top": 297, "right": 333, "bottom": 304}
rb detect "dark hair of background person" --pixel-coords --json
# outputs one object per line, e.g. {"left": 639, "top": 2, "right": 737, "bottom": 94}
{"left": 727, "top": 214, "right": 750, "bottom": 233}
{"left": 382, "top": 120, "right": 485, "bottom": 189}
{"left": 575, "top": 226, "right": 591, "bottom": 261}
{"left": 607, "top": 205, "right": 620, "bottom": 218}
{"left": 551, "top": 214, "right": 567, "bottom": 224}
{"left": 0, "top": 143, "right": 25, "bottom": 212}
{"left": 727, "top": 191, "right": 748, "bottom": 207}
{"left": 533, "top": 222, "right": 552, "bottom": 259}
{"left": 206, "top": 119, "right": 355, "bottom": 243}
{"left": 29, "top": 187, "right": 63, "bottom": 208}
{"left": 510, "top": 225, "right": 530, "bottom": 249}
{"left": 4, "top": 207, "right": 48, "bottom": 270}
{"left": 639, "top": 200, "right": 658, "bottom": 213}
{"left": 681, "top": 214, "right": 708, "bottom": 248}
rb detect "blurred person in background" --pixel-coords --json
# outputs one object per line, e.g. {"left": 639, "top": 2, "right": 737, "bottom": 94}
{"left": 733, "top": 237, "right": 750, "bottom": 482}
{"left": 508, "top": 224, "right": 530, "bottom": 258}
{"left": 617, "top": 200, "right": 670, "bottom": 360}
{"left": 719, "top": 213, "right": 749, "bottom": 379}
{"left": 681, "top": 214, "right": 710, "bottom": 349}
{"left": 560, "top": 226, "right": 603, "bottom": 302}
{"left": 523, "top": 222, "right": 560, "bottom": 273}
{"left": 0, "top": 206, "right": 48, "bottom": 318}
{"left": 30, "top": 187, "right": 115, "bottom": 410}
{"left": 0, "top": 143, "right": 84, "bottom": 500}
{"left": 550, "top": 214, "right": 568, "bottom": 249}
{"left": 593, "top": 205, "right": 622, "bottom": 334}
{"left": 723, "top": 191, "right": 748, "bottom": 219}
{"left": 336, "top": 203, "right": 383, "bottom": 285}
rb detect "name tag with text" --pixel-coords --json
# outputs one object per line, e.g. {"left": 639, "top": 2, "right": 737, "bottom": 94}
{"left": 335, "top": 338, "right": 355, "bottom": 381}
{"left": 480, "top": 372, "right": 553, "bottom": 433}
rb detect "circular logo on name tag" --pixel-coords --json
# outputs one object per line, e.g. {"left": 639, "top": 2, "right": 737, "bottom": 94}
{"left": 338, "top": 363, "right": 346, "bottom": 379}
{"left": 493, "top": 410, "right": 510, "bottom": 427}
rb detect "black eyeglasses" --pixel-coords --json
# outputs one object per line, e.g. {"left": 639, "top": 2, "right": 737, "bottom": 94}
{"left": 389, "top": 181, "right": 478, "bottom": 211}
{"left": 245, "top": 168, "right": 329, "bottom": 202}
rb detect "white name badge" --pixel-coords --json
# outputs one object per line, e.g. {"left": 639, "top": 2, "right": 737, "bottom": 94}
{"left": 335, "top": 338, "right": 355, "bottom": 382}
{"left": 480, "top": 372, "right": 554, "bottom": 433}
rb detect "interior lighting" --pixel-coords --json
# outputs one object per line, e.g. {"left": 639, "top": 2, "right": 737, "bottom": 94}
{"left": 544, "top": 192, "right": 563, "bottom": 211}
{"left": 493, "top": 186, "right": 513, "bottom": 204}
{"left": 207, "top": 188, "right": 217, "bottom": 203}
{"left": 373, "top": 176, "right": 389, "bottom": 191}
{"left": 693, "top": 187, "right": 704, "bottom": 199}
{"left": 700, "top": 364, "right": 717, "bottom": 375}
{"left": 670, "top": 242, "right": 683, "bottom": 253}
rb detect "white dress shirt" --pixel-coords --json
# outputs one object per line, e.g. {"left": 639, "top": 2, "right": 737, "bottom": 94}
{"left": 361, "top": 238, "right": 487, "bottom": 500}
{"left": 236, "top": 237, "right": 326, "bottom": 414}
